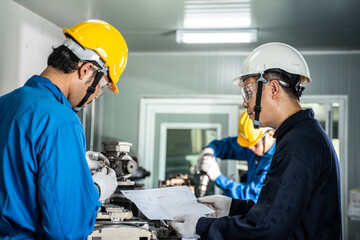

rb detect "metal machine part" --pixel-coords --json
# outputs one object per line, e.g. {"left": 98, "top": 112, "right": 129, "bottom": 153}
{"left": 87, "top": 204, "right": 156, "bottom": 240}
{"left": 90, "top": 141, "right": 181, "bottom": 240}
{"left": 196, "top": 153, "right": 213, "bottom": 197}
{"left": 96, "top": 204, "right": 133, "bottom": 222}
{"left": 103, "top": 142, "right": 138, "bottom": 185}
{"left": 88, "top": 225, "right": 155, "bottom": 240}
{"left": 158, "top": 174, "right": 195, "bottom": 195}
{"left": 198, "top": 173, "right": 210, "bottom": 197}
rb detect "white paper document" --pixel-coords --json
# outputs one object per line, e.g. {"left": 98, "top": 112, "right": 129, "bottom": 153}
{"left": 121, "top": 186, "right": 214, "bottom": 220}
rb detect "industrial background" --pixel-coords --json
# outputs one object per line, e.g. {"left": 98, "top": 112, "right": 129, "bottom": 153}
{"left": 0, "top": 0, "right": 359, "bottom": 239}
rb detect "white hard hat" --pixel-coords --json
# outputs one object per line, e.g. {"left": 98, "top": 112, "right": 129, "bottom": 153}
{"left": 234, "top": 42, "right": 311, "bottom": 88}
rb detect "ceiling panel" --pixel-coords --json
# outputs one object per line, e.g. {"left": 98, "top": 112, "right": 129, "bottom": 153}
{"left": 13, "top": 0, "right": 360, "bottom": 52}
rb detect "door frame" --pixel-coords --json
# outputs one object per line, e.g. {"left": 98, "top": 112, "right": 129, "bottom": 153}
{"left": 138, "top": 95, "right": 241, "bottom": 189}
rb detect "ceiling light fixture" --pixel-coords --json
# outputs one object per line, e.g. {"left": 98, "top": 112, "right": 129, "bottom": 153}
{"left": 183, "top": 1, "right": 252, "bottom": 28}
{"left": 176, "top": 29, "right": 257, "bottom": 44}
{"left": 184, "top": 12, "right": 251, "bottom": 28}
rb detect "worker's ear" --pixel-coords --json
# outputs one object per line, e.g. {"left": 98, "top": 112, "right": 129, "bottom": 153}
{"left": 269, "top": 80, "right": 281, "bottom": 99}
{"left": 78, "top": 62, "right": 95, "bottom": 80}
{"left": 267, "top": 130, "right": 275, "bottom": 138}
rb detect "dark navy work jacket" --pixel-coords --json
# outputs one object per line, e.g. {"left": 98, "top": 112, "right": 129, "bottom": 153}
{"left": 196, "top": 109, "right": 342, "bottom": 240}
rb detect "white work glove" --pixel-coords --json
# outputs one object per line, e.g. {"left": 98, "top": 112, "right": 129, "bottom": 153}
{"left": 170, "top": 214, "right": 201, "bottom": 239}
{"left": 197, "top": 147, "right": 214, "bottom": 168}
{"left": 200, "top": 155, "right": 221, "bottom": 181}
{"left": 92, "top": 167, "right": 118, "bottom": 202}
{"left": 198, "top": 195, "right": 232, "bottom": 218}
{"left": 86, "top": 151, "right": 110, "bottom": 173}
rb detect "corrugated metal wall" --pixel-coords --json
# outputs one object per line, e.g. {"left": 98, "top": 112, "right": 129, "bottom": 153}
{"left": 98, "top": 52, "right": 360, "bottom": 239}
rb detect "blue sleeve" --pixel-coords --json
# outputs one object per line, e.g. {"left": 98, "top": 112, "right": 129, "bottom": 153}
{"left": 207, "top": 137, "right": 252, "bottom": 160}
{"left": 37, "top": 122, "right": 100, "bottom": 239}
{"left": 196, "top": 154, "right": 314, "bottom": 240}
{"left": 215, "top": 174, "right": 264, "bottom": 202}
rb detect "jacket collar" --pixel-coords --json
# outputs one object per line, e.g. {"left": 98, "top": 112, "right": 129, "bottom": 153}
{"left": 24, "top": 75, "right": 72, "bottom": 110}
{"left": 273, "top": 109, "right": 315, "bottom": 139}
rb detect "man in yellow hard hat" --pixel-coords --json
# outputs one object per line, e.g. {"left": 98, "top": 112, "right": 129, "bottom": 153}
{"left": 171, "top": 42, "right": 341, "bottom": 240}
{"left": 0, "top": 20, "right": 128, "bottom": 239}
{"left": 198, "top": 111, "right": 275, "bottom": 201}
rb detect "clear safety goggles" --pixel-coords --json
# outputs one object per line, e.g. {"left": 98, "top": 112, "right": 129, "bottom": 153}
{"left": 242, "top": 81, "right": 268, "bottom": 103}
{"left": 90, "top": 62, "right": 112, "bottom": 97}
{"left": 98, "top": 76, "right": 112, "bottom": 96}
{"left": 242, "top": 78, "right": 290, "bottom": 103}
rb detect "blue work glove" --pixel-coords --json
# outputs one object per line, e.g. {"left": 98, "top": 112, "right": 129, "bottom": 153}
{"left": 198, "top": 195, "right": 232, "bottom": 218}
{"left": 170, "top": 214, "right": 201, "bottom": 239}
{"left": 92, "top": 167, "right": 118, "bottom": 202}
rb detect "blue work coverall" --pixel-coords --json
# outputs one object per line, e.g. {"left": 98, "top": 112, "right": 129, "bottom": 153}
{"left": 196, "top": 109, "right": 342, "bottom": 240}
{"left": 0, "top": 76, "right": 100, "bottom": 239}
{"left": 207, "top": 137, "right": 275, "bottom": 201}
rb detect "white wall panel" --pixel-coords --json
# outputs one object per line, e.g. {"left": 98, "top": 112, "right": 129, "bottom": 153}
{"left": 0, "top": 0, "right": 62, "bottom": 96}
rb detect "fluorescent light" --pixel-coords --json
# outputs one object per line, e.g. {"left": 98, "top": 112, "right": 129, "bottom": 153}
{"left": 176, "top": 29, "right": 257, "bottom": 44}
{"left": 184, "top": 1, "right": 251, "bottom": 28}
{"left": 184, "top": 13, "right": 251, "bottom": 28}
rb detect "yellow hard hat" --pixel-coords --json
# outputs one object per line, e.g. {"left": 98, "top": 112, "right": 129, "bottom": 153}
{"left": 63, "top": 20, "right": 128, "bottom": 94}
{"left": 237, "top": 111, "right": 266, "bottom": 147}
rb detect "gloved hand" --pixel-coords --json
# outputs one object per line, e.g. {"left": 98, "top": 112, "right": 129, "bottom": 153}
{"left": 197, "top": 147, "right": 214, "bottom": 167}
{"left": 86, "top": 151, "right": 110, "bottom": 172}
{"left": 200, "top": 155, "right": 221, "bottom": 181}
{"left": 92, "top": 167, "right": 118, "bottom": 202}
{"left": 170, "top": 214, "right": 201, "bottom": 239}
{"left": 198, "top": 195, "right": 232, "bottom": 218}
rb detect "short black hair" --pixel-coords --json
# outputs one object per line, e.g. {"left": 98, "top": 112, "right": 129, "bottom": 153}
{"left": 264, "top": 71, "right": 301, "bottom": 100}
{"left": 47, "top": 45, "right": 80, "bottom": 73}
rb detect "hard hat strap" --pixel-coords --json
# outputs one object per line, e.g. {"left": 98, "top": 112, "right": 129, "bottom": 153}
{"left": 253, "top": 74, "right": 266, "bottom": 129}
{"left": 63, "top": 37, "right": 108, "bottom": 73}
{"left": 73, "top": 71, "right": 104, "bottom": 112}
{"left": 264, "top": 68, "right": 304, "bottom": 98}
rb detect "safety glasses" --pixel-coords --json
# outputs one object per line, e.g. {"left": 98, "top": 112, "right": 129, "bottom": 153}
{"left": 242, "top": 82, "right": 256, "bottom": 103}
{"left": 242, "top": 82, "right": 267, "bottom": 103}
{"left": 241, "top": 78, "right": 271, "bottom": 103}
{"left": 91, "top": 62, "right": 112, "bottom": 96}
{"left": 98, "top": 76, "right": 112, "bottom": 96}
{"left": 80, "top": 61, "right": 111, "bottom": 96}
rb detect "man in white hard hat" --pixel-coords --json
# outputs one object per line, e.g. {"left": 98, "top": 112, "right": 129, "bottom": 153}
{"left": 170, "top": 42, "right": 342, "bottom": 239}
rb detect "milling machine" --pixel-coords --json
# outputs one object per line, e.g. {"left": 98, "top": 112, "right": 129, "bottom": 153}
{"left": 87, "top": 141, "right": 180, "bottom": 240}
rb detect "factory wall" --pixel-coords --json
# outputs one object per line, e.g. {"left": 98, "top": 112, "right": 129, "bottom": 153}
{"left": 99, "top": 52, "right": 360, "bottom": 239}
{"left": 0, "top": 0, "right": 63, "bottom": 96}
